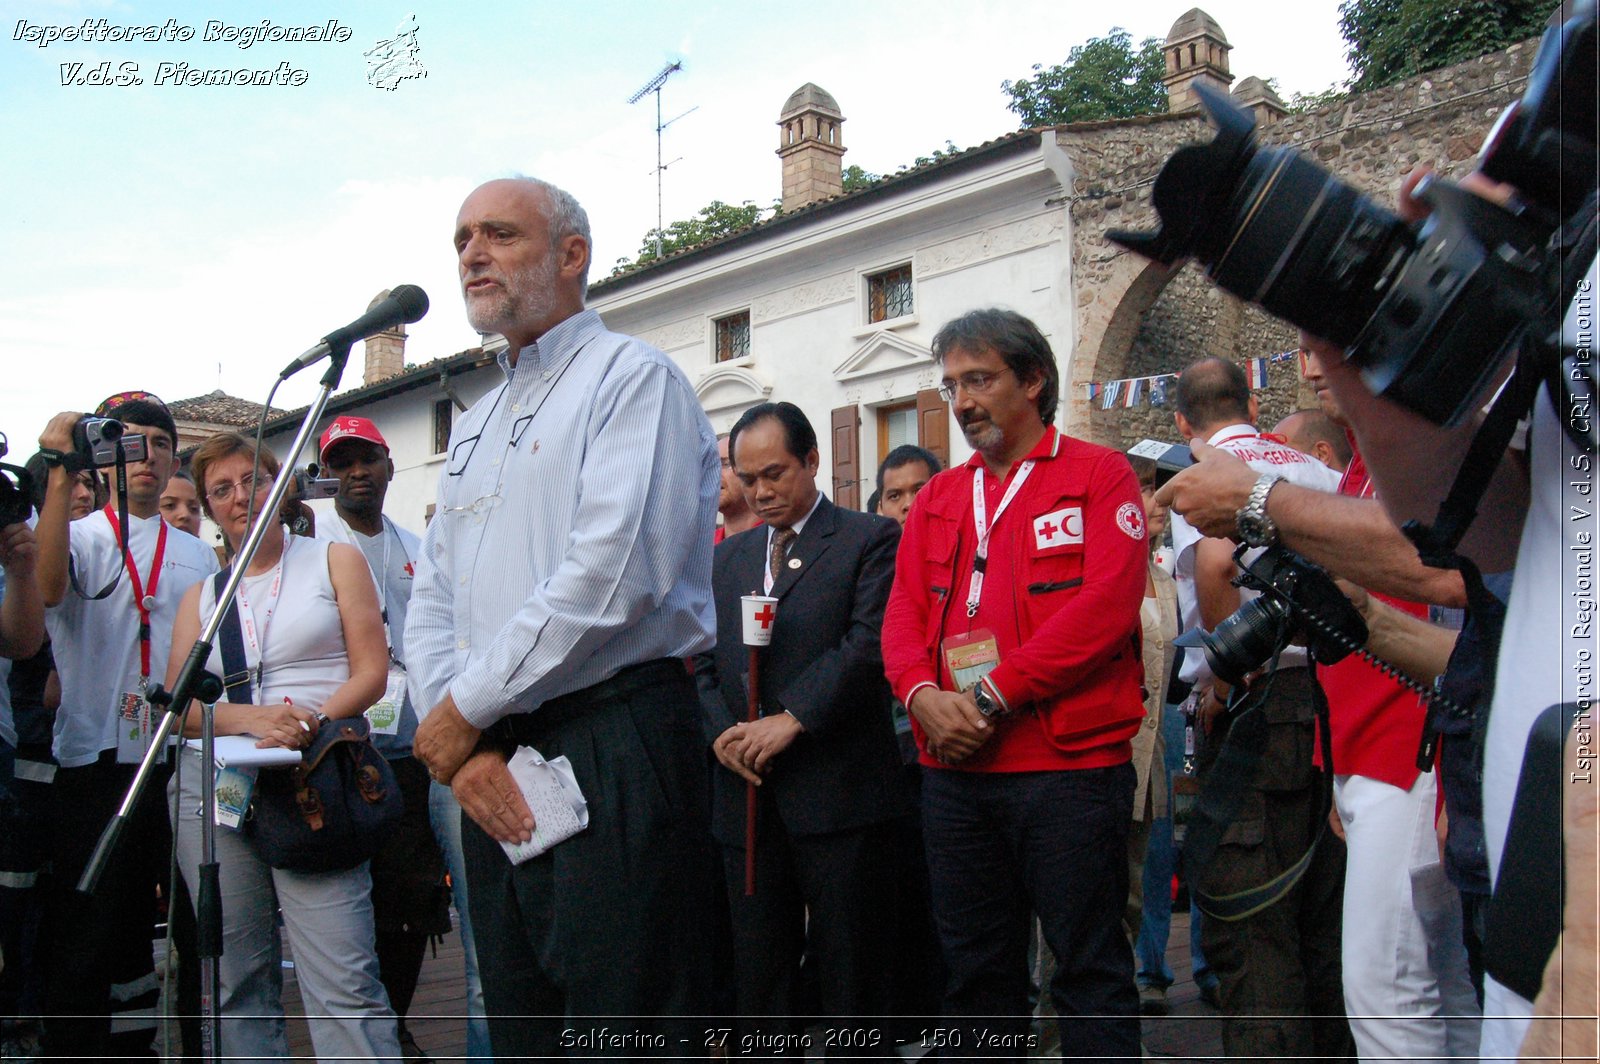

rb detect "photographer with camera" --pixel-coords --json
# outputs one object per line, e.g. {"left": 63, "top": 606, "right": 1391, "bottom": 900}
{"left": 0, "top": 528, "right": 43, "bottom": 669}
{"left": 33, "top": 394, "right": 218, "bottom": 1057}
{"left": 1163, "top": 356, "right": 1354, "bottom": 1062}
{"left": 1112, "top": 4, "right": 1595, "bottom": 1056}
{"left": 1161, "top": 352, "right": 1481, "bottom": 1061}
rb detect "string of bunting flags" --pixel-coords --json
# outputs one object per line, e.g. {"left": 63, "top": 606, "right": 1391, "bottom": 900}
{"left": 1083, "top": 350, "right": 1306, "bottom": 410}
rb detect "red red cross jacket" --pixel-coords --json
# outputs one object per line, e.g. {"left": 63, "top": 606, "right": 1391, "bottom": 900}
{"left": 881, "top": 427, "right": 1149, "bottom": 772}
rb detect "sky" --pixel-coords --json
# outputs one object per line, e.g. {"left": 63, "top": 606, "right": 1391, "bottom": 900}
{"left": 0, "top": 0, "right": 1354, "bottom": 449}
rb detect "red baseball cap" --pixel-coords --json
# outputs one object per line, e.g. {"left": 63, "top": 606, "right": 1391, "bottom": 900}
{"left": 319, "top": 415, "right": 389, "bottom": 462}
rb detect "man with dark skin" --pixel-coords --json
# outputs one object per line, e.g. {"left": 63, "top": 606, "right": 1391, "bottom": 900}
{"left": 317, "top": 414, "right": 446, "bottom": 1060}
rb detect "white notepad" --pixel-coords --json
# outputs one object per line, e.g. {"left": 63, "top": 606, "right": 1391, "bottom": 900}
{"left": 185, "top": 735, "right": 302, "bottom": 768}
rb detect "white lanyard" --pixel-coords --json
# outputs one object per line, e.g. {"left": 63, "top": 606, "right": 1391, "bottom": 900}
{"left": 355, "top": 517, "right": 410, "bottom": 669}
{"left": 966, "top": 461, "right": 1035, "bottom": 618}
{"left": 233, "top": 529, "right": 288, "bottom": 687}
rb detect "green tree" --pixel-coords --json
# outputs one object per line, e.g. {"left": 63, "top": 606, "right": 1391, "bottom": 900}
{"left": 1002, "top": 28, "right": 1168, "bottom": 126}
{"left": 1339, "top": 0, "right": 1549, "bottom": 91}
{"left": 613, "top": 199, "right": 771, "bottom": 273}
{"left": 896, "top": 141, "right": 962, "bottom": 173}
{"left": 842, "top": 164, "right": 881, "bottom": 191}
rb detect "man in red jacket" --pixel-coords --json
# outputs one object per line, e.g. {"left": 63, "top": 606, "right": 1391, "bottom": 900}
{"left": 881, "top": 308, "right": 1147, "bottom": 1059}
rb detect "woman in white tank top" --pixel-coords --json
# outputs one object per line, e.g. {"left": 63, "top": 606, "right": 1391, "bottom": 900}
{"left": 165, "top": 432, "right": 401, "bottom": 1063}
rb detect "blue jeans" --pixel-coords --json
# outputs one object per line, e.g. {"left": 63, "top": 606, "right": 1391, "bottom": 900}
{"left": 428, "top": 782, "right": 490, "bottom": 1060}
{"left": 922, "top": 763, "right": 1139, "bottom": 1060}
{"left": 1134, "top": 704, "right": 1214, "bottom": 990}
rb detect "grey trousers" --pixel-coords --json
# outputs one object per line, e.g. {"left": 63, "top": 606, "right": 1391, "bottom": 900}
{"left": 169, "top": 747, "right": 401, "bottom": 1064}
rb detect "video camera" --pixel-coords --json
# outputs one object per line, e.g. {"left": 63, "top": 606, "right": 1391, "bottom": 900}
{"left": 0, "top": 434, "right": 35, "bottom": 527}
{"left": 1109, "top": 8, "right": 1596, "bottom": 446}
{"left": 66, "top": 416, "right": 147, "bottom": 471}
{"left": 294, "top": 463, "right": 339, "bottom": 500}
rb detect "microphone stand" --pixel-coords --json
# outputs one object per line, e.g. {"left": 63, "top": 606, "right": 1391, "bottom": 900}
{"left": 77, "top": 346, "right": 356, "bottom": 1063}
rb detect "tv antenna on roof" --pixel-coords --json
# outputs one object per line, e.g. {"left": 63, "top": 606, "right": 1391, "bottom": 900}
{"left": 628, "top": 60, "right": 697, "bottom": 260}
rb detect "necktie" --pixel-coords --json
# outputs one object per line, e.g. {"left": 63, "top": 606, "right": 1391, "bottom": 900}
{"left": 769, "top": 526, "right": 797, "bottom": 584}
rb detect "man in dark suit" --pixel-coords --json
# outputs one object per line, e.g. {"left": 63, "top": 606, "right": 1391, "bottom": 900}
{"left": 696, "top": 402, "right": 912, "bottom": 1046}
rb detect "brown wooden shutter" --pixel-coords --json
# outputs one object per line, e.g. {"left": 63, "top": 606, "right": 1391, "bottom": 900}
{"left": 831, "top": 404, "right": 861, "bottom": 511}
{"left": 916, "top": 388, "right": 950, "bottom": 471}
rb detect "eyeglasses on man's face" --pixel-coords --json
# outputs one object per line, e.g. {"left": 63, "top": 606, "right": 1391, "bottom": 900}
{"left": 936, "top": 368, "right": 1013, "bottom": 403}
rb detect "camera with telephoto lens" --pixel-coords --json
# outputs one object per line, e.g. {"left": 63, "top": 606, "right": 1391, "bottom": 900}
{"left": 71, "top": 417, "right": 147, "bottom": 469}
{"left": 1201, "top": 545, "right": 1369, "bottom": 687}
{"left": 0, "top": 434, "right": 34, "bottom": 527}
{"left": 1108, "top": 8, "right": 1595, "bottom": 437}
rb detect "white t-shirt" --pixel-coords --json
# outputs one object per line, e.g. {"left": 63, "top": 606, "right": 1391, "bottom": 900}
{"left": 1171, "top": 423, "right": 1344, "bottom": 683}
{"left": 1477, "top": 261, "right": 1598, "bottom": 1057}
{"left": 45, "top": 510, "right": 218, "bottom": 768}
{"left": 318, "top": 513, "right": 421, "bottom": 753}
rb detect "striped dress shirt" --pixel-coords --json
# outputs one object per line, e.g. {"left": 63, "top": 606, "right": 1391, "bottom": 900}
{"left": 404, "top": 309, "right": 719, "bottom": 729}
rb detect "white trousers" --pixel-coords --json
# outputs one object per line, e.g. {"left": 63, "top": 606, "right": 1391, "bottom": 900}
{"left": 170, "top": 748, "right": 401, "bottom": 1064}
{"left": 1335, "top": 771, "right": 1480, "bottom": 1062}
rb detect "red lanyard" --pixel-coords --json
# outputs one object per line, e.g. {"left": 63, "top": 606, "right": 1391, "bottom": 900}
{"left": 104, "top": 505, "right": 168, "bottom": 679}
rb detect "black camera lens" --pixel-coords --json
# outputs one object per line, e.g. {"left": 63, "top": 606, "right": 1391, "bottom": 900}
{"left": 1110, "top": 83, "right": 1414, "bottom": 351}
{"left": 1202, "top": 594, "right": 1292, "bottom": 687}
{"left": 1106, "top": 80, "right": 1562, "bottom": 428}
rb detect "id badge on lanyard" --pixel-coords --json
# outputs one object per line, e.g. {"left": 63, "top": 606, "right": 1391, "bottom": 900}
{"left": 358, "top": 523, "right": 406, "bottom": 736}
{"left": 108, "top": 507, "right": 169, "bottom": 764}
{"left": 117, "top": 683, "right": 153, "bottom": 764}
{"left": 367, "top": 668, "right": 407, "bottom": 736}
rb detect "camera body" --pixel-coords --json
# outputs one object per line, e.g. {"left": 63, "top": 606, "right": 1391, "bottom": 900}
{"left": 1201, "top": 545, "right": 1368, "bottom": 687}
{"left": 295, "top": 465, "right": 340, "bottom": 500}
{"left": 71, "top": 417, "right": 147, "bottom": 469}
{"left": 0, "top": 434, "right": 33, "bottom": 527}
{"left": 1108, "top": 11, "right": 1595, "bottom": 431}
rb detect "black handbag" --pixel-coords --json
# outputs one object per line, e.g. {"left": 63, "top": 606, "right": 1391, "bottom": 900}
{"left": 213, "top": 569, "right": 402, "bottom": 873}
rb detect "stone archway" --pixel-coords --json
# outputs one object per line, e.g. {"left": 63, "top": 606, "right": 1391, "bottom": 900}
{"left": 1066, "top": 254, "right": 1178, "bottom": 445}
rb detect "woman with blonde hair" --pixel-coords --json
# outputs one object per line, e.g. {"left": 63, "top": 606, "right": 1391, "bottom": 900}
{"left": 165, "top": 432, "right": 400, "bottom": 1062}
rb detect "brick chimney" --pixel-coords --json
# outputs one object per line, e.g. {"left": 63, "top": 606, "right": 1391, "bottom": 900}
{"left": 362, "top": 289, "right": 407, "bottom": 385}
{"left": 1163, "top": 8, "right": 1233, "bottom": 113}
{"left": 777, "top": 83, "right": 846, "bottom": 213}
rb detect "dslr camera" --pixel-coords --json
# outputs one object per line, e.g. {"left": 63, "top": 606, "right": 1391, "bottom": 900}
{"left": 1200, "top": 545, "right": 1368, "bottom": 687}
{"left": 1109, "top": 9, "right": 1596, "bottom": 444}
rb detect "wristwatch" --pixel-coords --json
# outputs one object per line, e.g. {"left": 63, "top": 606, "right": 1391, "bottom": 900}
{"left": 1235, "top": 472, "right": 1283, "bottom": 548}
{"left": 971, "top": 677, "right": 1009, "bottom": 720}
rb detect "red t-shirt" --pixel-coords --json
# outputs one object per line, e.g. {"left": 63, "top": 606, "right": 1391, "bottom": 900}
{"left": 1319, "top": 437, "right": 1431, "bottom": 789}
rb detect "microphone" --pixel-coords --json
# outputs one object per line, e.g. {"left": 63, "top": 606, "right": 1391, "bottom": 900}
{"left": 280, "top": 285, "right": 430, "bottom": 378}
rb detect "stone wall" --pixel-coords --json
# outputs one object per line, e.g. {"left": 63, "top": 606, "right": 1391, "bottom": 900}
{"left": 1064, "top": 37, "right": 1541, "bottom": 447}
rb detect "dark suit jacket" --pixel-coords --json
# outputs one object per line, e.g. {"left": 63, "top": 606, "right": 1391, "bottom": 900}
{"left": 695, "top": 495, "right": 914, "bottom": 845}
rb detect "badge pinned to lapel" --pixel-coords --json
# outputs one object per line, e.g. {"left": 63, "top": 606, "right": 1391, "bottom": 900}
{"left": 787, "top": 558, "right": 801, "bottom": 569}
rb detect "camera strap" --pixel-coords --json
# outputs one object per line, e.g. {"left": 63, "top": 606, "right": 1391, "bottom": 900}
{"left": 1183, "top": 642, "right": 1337, "bottom": 922}
{"left": 67, "top": 444, "right": 134, "bottom": 602}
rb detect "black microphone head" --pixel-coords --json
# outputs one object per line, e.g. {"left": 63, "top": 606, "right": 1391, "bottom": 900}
{"left": 388, "top": 284, "right": 429, "bottom": 324}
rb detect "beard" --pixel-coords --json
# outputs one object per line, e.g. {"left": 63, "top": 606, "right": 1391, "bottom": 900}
{"left": 959, "top": 411, "right": 1004, "bottom": 455}
{"left": 464, "top": 252, "right": 560, "bottom": 339}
